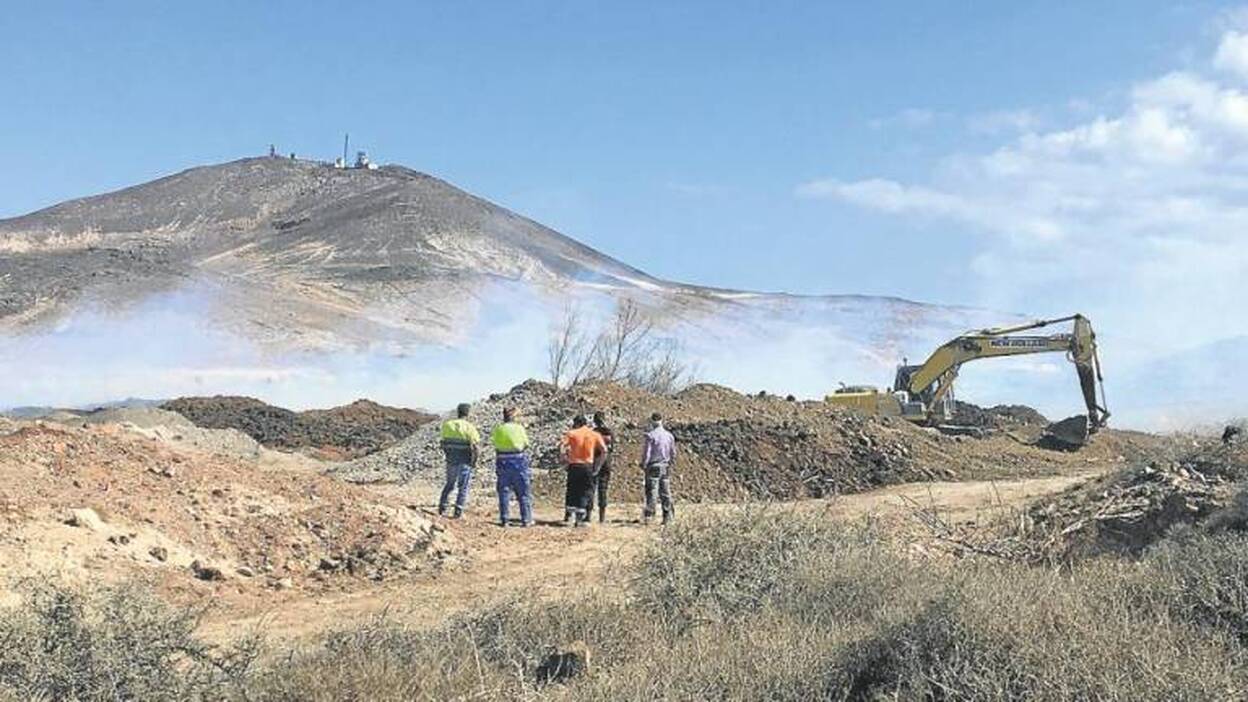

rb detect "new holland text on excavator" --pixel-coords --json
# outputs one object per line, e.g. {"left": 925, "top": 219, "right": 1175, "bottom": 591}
{"left": 826, "top": 314, "right": 1110, "bottom": 448}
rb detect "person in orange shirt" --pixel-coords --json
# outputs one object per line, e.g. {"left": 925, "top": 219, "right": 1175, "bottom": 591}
{"left": 560, "top": 414, "right": 607, "bottom": 526}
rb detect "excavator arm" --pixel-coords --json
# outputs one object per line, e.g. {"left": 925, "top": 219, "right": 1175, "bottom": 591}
{"left": 895, "top": 314, "right": 1109, "bottom": 431}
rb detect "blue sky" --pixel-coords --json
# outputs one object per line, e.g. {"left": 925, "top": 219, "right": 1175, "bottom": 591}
{"left": 4, "top": 1, "right": 1248, "bottom": 425}
{"left": 0, "top": 1, "right": 1230, "bottom": 304}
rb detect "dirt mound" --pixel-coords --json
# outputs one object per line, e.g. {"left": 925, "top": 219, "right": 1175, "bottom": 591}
{"left": 952, "top": 401, "right": 1048, "bottom": 429}
{"left": 0, "top": 421, "right": 454, "bottom": 599}
{"left": 338, "top": 380, "right": 1158, "bottom": 502}
{"left": 64, "top": 406, "right": 263, "bottom": 459}
{"left": 1010, "top": 440, "right": 1248, "bottom": 563}
{"left": 162, "top": 396, "right": 435, "bottom": 460}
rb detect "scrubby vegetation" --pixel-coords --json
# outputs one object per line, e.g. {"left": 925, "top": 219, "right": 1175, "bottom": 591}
{"left": 0, "top": 585, "right": 258, "bottom": 701}
{"left": 8, "top": 506, "right": 1248, "bottom": 700}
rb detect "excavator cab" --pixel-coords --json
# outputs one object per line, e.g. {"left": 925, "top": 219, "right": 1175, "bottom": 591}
{"left": 891, "top": 364, "right": 945, "bottom": 421}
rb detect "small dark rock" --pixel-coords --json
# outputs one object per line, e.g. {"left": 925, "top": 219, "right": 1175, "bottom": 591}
{"left": 191, "top": 560, "right": 225, "bottom": 581}
{"left": 536, "top": 640, "right": 591, "bottom": 685}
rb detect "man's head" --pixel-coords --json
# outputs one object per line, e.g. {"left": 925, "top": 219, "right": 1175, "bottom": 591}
{"left": 650, "top": 412, "right": 663, "bottom": 428}
{"left": 572, "top": 414, "right": 588, "bottom": 428}
{"left": 456, "top": 403, "right": 471, "bottom": 418}
{"left": 593, "top": 411, "right": 606, "bottom": 427}
{"left": 502, "top": 407, "right": 515, "bottom": 423}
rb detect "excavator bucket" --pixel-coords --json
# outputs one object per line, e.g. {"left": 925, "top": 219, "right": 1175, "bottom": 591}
{"left": 1042, "top": 414, "right": 1091, "bottom": 450}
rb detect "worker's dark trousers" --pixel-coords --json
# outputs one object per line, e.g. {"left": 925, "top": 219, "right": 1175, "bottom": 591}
{"left": 588, "top": 463, "right": 611, "bottom": 520}
{"left": 643, "top": 463, "right": 674, "bottom": 523}
{"left": 565, "top": 464, "right": 594, "bottom": 523}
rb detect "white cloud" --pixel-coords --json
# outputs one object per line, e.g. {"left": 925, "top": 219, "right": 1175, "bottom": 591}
{"left": 1215, "top": 30, "right": 1248, "bottom": 79}
{"left": 799, "top": 26, "right": 1248, "bottom": 426}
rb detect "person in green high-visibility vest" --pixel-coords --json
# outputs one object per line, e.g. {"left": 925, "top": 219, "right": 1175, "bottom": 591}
{"left": 490, "top": 406, "right": 533, "bottom": 527}
{"left": 438, "top": 403, "right": 481, "bottom": 518}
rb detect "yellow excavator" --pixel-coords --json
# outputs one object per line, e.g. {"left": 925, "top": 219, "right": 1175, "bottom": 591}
{"left": 826, "top": 314, "right": 1110, "bottom": 447}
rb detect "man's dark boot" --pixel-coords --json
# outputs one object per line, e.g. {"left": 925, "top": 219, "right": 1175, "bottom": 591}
{"left": 598, "top": 507, "right": 606, "bottom": 524}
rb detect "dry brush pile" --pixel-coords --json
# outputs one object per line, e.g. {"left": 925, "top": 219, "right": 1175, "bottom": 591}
{"left": 998, "top": 436, "right": 1248, "bottom": 564}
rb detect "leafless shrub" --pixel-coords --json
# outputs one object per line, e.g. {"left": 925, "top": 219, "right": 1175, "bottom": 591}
{"left": 548, "top": 299, "right": 695, "bottom": 393}
{"left": 0, "top": 583, "right": 259, "bottom": 701}
{"left": 547, "top": 303, "right": 598, "bottom": 390}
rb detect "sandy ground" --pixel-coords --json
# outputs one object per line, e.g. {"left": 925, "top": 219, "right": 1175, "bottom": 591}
{"left": 196, "top": 470, "right": 1101, "bottom": 644}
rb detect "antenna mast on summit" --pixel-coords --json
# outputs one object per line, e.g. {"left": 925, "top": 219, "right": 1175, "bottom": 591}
{"left": 342, "top": 133, "right": 349, "bottom": 166}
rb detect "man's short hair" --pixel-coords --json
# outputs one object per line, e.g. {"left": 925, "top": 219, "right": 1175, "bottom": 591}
{"left": 593, "top": 411, "right": 606, "bottom": 424}
{"left": 650, "top": 412, "right": 663, "bottom": 423}
{"left": 502, "top": 407, "right": 515, "bottom": 422}
{"left": 456, "top": 403, "right": 471, "bottom": 418}
{"left": 572, "top": 414, "right": 588, "bottom": 428}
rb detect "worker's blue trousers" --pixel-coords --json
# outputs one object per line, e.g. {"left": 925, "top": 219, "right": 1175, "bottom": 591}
{"left": 439, "top": 463, "right": 473, "bottom": 515}
{"left": 495, "top": 453, "right": 533, "bottom": 525}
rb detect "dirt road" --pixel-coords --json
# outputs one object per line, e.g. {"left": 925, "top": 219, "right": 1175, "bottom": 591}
{"left": 198, "top": 471, "right": 1098, "bottom": 643}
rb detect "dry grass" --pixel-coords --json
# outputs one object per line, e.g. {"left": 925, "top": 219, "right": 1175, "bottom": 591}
{"left": 6, "top": 508, "right": 1248, "bottom": 700}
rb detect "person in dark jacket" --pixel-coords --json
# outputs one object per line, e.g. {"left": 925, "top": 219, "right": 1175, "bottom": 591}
{"left": 587, "top": 411, "right": 615, "bottom": 523}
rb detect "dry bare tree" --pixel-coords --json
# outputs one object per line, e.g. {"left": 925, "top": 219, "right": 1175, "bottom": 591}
{"left": 627, "top": 337, "right": 693, "bottom": 394}
{"left": 548, "top": 299, "right": 696, "bottom": 393}
{"left": 590, "top": 299, "right": 654, "bottom": 382}
{"left": 547, "top": 304, "right": 598, "bottom": 389}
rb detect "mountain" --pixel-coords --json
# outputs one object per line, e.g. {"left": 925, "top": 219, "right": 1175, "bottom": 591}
{"left": 1, "top": 157, "right": 678, "bottom": 346}
{"left": 0, "top": 156, "right": 1008, "bottom": 411}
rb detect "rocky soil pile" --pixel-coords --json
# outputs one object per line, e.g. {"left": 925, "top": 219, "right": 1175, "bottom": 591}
{"left": 0, "top": 421, "right": 454, "bottom": 595}
{"left": 70, "top": 406, "right": 262, "bottom": 459}
{"left": 952, "top": 401, "right": 1048, "bottom": 429}
{"left": 162, "top": 396, "right": 435, "bottom": 460}
{"left": 337, "top": 380, "right": 574, "bottom": 484}
{"left": 336, "top": 380, "right": 1159, "bottom": 502}
{"left": 1007, "top": 439, "right": 1248, "bottom": 563}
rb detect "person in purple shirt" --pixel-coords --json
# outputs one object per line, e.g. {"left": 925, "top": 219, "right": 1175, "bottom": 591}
{"left": 640, "top": 412, "right": 677, "bottom": 525}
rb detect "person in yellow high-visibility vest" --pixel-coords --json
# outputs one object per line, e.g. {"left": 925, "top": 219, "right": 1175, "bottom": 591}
{"left": 490, "top": 407, "right": 533, "bottom": 527}
{"left": 438, "top": 403, "right": 480, "bottom": 518}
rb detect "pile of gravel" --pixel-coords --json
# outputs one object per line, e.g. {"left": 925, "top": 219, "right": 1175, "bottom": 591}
{"left": 76, "top": 407, "right": 262, "bottom": 459}
{"left": 333, "top": 380, "right": 587, "bottom": 484}
{"left": 952, "top": 401, "right": 1048, "bottom": 429}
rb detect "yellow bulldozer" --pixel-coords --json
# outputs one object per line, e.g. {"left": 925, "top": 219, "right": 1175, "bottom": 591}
{"left": 826, "top": 314, "right": 1110, "bottom": 447}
